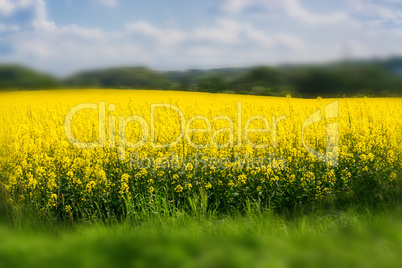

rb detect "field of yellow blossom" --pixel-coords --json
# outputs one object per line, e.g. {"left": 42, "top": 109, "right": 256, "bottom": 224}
{"left": 0, "top": 90, "right": 400, "bottom": 222}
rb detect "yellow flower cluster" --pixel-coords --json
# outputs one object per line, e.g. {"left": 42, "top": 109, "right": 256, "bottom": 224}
{"left": 0, "top": 90, "right": 400, "bottom": 219}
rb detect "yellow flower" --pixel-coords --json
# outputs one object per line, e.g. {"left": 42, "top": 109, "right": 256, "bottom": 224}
{"left": 49, "top": 193, "right": 58, "bottom": 207}
{"left": 390, "top": 172, "right": 397, "bottom": 181}
{"left": 238, "top": 175, "right": 247, "bottom": 184}
{"left": 1, "top": 90, "right": 401, "bottom": 220}
{"left": 86, "top": 181, "right": 96, "bottom": 193}
{"left": 65, "top": 205, "right": 72, "bottom": 213}
{"left": 363, "top": 166, "right": 369, "bottom": 172}
{"left": 175, "top": 185, "right": 183, "bottom": 193}
{"left": 119, "top": 174, "right": 130, "bottom": 196}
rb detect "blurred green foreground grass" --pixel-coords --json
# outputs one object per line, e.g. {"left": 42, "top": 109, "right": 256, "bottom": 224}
{"left": 1, "top": 206, "right": 402, "bottom": 268}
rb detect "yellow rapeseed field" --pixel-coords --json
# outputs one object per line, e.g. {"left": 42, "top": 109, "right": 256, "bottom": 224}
{"left": 0, "top": 90, "right": 401, "bottom": 220}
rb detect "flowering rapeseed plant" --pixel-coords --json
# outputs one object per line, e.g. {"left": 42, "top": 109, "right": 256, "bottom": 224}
{"left": 0, "top": 90, "right": 400, "bottom": 220}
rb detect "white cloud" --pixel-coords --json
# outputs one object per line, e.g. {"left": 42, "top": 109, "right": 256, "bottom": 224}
{"left": 4, "top": 26, "right": 147, "bottom": 75}
{"left": 2, "top": 0, "right": 402, "bottom": 75}
{"left": 124, "top": 19, "right": 305, "bottom": 51}
{"left": 0, "top": 0, "right": 55, "bottom": 30}
{"left": 220, "top": 0, "right": 252, "bottom": 14}
{"left": 31, "top": 0, "right": 56, "bottom": 30}
{"left": 348, "top": 0, "right": 402, "bottom": 23}
{"left": 193, "top": 19, "right": 242, "bottom": 44}
{"left": 125, "top": 21, "right": 188, "bottom": 45}
{"left": 192, "top": 19, "right": 304, "bottom": 50}
{"left": 2, "top": 13, "right": 308, "bottom": 75}
{"left": 221, "top": 0, "right": 348, "bottom": 25}
{"left": 0, "top": 0, "right": 15, "bottom": 16}
{"left": 92, "top": 0, "right": 118, "bottom": 7}
{"left": 283, "top": 0, "right": 348, "bottom": 24}
{"left": 0, "top": 22, "right": 19, "bottom": 32}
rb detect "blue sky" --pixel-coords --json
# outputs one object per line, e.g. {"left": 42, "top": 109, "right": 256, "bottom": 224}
{"left": 1, "top": 0, "right": 402, "bottom": 76}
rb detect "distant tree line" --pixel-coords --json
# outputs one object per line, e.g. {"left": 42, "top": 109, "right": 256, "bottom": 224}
{"left": 0, "top": 64, "right": 58, "bottom": 91}
{"left": 1, "top": 58, "right": 402, "bottom": 98}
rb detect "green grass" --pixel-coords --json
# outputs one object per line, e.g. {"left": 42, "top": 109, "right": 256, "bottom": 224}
{"left": 1, "top": 186, "right": 402, "bottom": 267}
{"left": 1, "top": 203, "right": 402, "bottom": 268}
